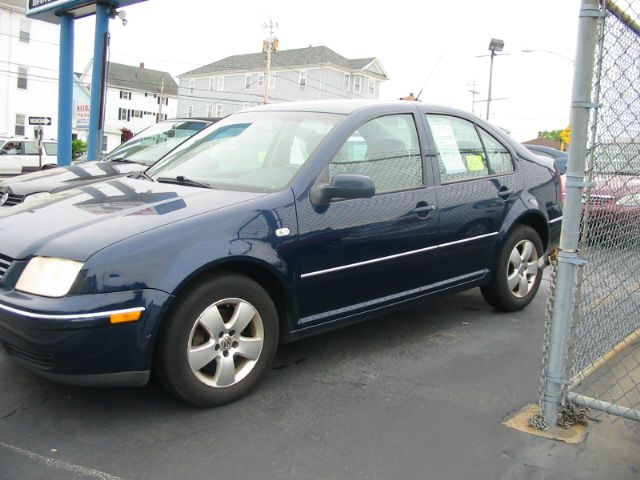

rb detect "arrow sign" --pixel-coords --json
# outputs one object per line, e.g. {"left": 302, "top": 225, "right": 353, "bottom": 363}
{"left": 29, "top": 117, "right": 52, "bottom": 126}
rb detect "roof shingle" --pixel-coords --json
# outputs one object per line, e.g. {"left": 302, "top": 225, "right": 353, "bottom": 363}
{"left": 107, "top": 62, "right": 179, "bottom": 96}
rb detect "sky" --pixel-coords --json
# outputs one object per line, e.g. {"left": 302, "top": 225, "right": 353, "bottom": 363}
{"left": 70, "top": 0, "right": 582, "bottom": 141}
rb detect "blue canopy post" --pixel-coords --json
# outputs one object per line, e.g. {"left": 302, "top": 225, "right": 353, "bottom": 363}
{"left": 57, "top": 14, "right": 74, "bottom": 166}
{"left": 86, "top": 4, "right": 111, "bottom": 161}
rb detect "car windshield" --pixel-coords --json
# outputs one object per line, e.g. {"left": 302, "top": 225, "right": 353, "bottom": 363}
{"left": 147, "top": 111, "right": 343, "bottom": 192}
{"left": 103, "top": 120, "right": 210, "bottom": 166}
{"left": 592, "top": 144, "right": 640, "bottom": 175}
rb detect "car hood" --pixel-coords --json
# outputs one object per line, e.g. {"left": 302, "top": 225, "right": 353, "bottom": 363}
{"left": 0, "top": 161, "right": 146, "bottom": 196}
{"left": 0, "top": 177, "right": 266, "bottom": 260}
{"left": 592, "top": 173, "right": 640, "bottom": 197}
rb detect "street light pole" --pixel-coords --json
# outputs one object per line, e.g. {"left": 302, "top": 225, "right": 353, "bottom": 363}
{"left": 485, "top": 38, "right": 504, "bottom": 121}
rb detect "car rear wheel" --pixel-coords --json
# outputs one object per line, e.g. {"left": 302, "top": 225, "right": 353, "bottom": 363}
{"left": 156, "top": 274, "right": 279, "bottom": 407}
{"left": 481, "top": 225, "right": 544, "bottom": 311}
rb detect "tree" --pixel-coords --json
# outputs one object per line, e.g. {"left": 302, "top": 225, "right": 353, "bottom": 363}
{"left": 538, "top": 130, "right": 563, "bottom": 142}
{"left": 120, "top": 127, "right": 134, "bottom": 144}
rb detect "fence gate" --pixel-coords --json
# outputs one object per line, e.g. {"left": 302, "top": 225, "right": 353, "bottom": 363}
{"left": 535, "top": 0, "right": 640, "bottom": 429}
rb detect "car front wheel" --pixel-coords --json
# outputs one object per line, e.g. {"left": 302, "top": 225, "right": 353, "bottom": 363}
{"left": 481, "top": 225, "right": 544, "bottom": 311}
{"left": 156, "top": 274, "right": 279, "bottom": 407}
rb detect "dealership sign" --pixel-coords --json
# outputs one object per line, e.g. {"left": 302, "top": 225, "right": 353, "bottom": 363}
{"left": 27, "top": 0, "right": 148, "bottom": 23}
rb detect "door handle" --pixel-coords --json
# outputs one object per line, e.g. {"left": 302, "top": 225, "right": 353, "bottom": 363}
{"left": 498, "top": 187, "right": 513, "bottom": 199}
{"left": 413, "top": 202, "right": 436, "bottom": 218}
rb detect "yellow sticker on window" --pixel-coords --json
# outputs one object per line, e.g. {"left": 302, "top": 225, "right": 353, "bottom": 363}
{"left": 466, "top": 154, "right": 485, "bottom": 171}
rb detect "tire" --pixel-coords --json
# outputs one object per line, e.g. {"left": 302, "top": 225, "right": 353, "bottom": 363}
{"left": 481, "top": 225, "right": 544, "bottom": 311}
{"left": 156, "top": 273, "right": 279, "bottom": 407}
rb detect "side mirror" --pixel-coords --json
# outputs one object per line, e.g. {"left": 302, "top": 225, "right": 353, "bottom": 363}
{"left": 311, "top": 174, "right": 375, "bottom": 204}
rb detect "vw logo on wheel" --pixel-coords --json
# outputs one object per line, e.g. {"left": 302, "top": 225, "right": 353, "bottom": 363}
{"left": 0, "top": 192, "right": 8, "bottom": 207}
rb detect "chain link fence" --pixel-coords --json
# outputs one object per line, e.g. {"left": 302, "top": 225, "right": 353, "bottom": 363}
{"left": 535, "top": 0, "right": 640, "bottom": 429}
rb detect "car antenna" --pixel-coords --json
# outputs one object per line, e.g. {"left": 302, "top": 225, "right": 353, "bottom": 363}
{"left": 415, "top": 54, "right": 443, "bottom": 101}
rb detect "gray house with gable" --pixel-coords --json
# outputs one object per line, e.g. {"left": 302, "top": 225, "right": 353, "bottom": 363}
{"left": 176, "top": 46, "right": 389, "bottom": 118}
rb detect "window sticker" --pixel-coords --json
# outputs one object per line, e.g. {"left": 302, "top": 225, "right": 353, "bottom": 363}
{"left": 430, "top": 122, "right": 467, "bottom": 174}
{"left": 466, "top": 154, "right": 485, "bottom": 171}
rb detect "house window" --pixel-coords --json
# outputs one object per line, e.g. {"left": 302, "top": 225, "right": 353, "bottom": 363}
{"left": 270, "top": 72, "right": 276, "bottom": 89}
{"left": 217, "top": 77, "right": 224, "bottom": 92}
{"left": 102, "top": 135, "right": 108, "bottom": 152}
{"left": 215, "top": 104, "right": 223, "bottom": 117}
{"left": 368, "top": 79, "right": 375, "bottom": 96}
{"left": 353, "top": 76, "right": 362, "bottom": 94}
{"left": 131, "top": 110, "right": 142, "bottom": 119}
{"left": 207, "top": 104, "right": 214, "bottom": 117}
{"left": 245, "top": 74, "right": 252, "bottom": 89}
{"left": 299, "top": 71, "right": 307, "bottom": 87}
{"left": 15, "top": 114, "right": 25, "bottom": 136}
{"left": 344, "top": 74, "right": 350, "bottom": 91}
{"left": 118, "top": 108, "right": 128, "bottom": 121}
{"left": 187, "top": 105, "right": 194, "bottom": 117}
{"left": 19, "top": 19, "right": 30, "bottom": 43}
{"left": 189, "top": 80, "right": 195, "bottom": 94}
{"left": 119, "top": 90, "right": 131, "bottom": 100}
{"left": 258, "top": 74, "right": 264, "bottom": 88}
{"left": 17, "top": 67, "right": 27, "bottom": 90}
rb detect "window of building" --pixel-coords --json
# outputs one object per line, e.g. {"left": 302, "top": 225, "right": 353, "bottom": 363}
{"left": 217, "top": 76, "right": 224, "bottom": 92}
{"left": 343, "top": 74, "right": 350, "bottom": 91}
{"left": 102, "top": 135, "right": 108, "bottom": 152}
{"left": 189, "top": 80, "right": 195, "bottom": 94}
{"left": 131, "top": 110, "right": 142, "bottom": 119}
{"left": 258, "top": 74, "right": 264, "bottom": 88}
{"left": 299, "top": 70, "right": 307, "bottom": 88}
{"left": 119, "top": 90, "right": 131, "bottom": 100}
{"left": 187, "top": 105, "right": 194, "bottom": 117}
{"left": 215, "top": 104, "right": 223, "bottom": 117}
{"left": 330, "top": 114, "right": 423, "bottom": 194}
{"left": 19, "top": 19, "right": 30, "bottom": 43}
{"left": 270, "top": 72, "right": 276, "bottom": 89}
{"left": 207, "top": 104, "right": 214, "bottom": 117}
{"left": 17, "top": 67, "right": 27, "bottom": 90}
{"left": 209, "top": 78, "right": 215, "bottom": 92}
{"left": 245, "top": 74, "right": 252, "bottom": 89}
{"left": 352, "top": 76, "right": 362, "bottom": 94}
{"left": 368, "top": 79, "right": 375, "bottom": 96}
{"left": 118, "top": 108, "right": 128, "bottom": 121}
{"left": 425, "top": 114, "right": 490, "bottom": 183}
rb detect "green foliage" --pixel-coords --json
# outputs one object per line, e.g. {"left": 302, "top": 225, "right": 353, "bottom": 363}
{"left": 72, "top": 139, "right": 87, "bottom": 160}
{"left": 538, "top": 130, "right": 563, "bottom": 141}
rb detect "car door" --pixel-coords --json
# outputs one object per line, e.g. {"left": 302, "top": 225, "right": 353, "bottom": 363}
{"left": 423, "top": 113, "right": 522, "bottom": 281}
{"left": 22, "top": 141, "right": 41, "bottom": 171}
{"left": 0, "top": 141, "right": 25, "bottom": 175}
{"left": 295, "top": 112, "right": 440, "bottom": 326}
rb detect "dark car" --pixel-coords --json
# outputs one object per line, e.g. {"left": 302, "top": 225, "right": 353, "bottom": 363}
{"left": 0, "top": 118, "right": 215, "bottom": 207}
{"left": 525, "top": 145, "right": 568, "bottom": 174}
{"left": 0, "top": 101, "right": 562, "bottom": 406}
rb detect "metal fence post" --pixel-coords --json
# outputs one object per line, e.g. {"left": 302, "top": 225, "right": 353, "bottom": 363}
{"left": 541, "top": 0, "right": 601, "bottom": 427}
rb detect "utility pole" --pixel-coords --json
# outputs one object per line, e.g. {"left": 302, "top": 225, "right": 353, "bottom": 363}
{"left": 263, "top": 19, "right": 277, "bottom": 105}
{"left": 467, "top": 80, "right": 480, "bottom": 114}
{"left": 157, "top": 76, "right": 165, "bottom": 123}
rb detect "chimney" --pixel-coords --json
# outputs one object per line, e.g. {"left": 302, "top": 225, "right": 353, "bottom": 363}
{"left": 140, "top": 62, "right": 145, "bottom": 69}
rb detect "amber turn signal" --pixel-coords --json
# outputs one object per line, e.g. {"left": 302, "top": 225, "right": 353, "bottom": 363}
{"left": 110, "top": 310, "right": 143, "bottom": 324}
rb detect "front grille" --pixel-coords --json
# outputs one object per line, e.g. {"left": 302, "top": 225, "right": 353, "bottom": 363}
{"left": 0, "top": 254, "right": 12, "bottom": 282}
{"left": 3, "top": 342, "right": 54, "bottom": 370}
{"left": 3, "top": 193, "right": 25, "bottom": 206}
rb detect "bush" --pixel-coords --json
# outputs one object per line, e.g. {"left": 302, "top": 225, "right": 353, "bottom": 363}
{"left": 72, "top": 139, "right": 87, "bottom": 160}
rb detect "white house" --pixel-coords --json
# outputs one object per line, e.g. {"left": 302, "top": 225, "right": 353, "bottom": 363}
{"left": 79, "top": 61, "right": 179, "bottom": 152}
{"left": 0, "top": 0, "right": 59, "bottom": 141}
{"left": 177, "top": 45, "right": 389, "bottom": 118}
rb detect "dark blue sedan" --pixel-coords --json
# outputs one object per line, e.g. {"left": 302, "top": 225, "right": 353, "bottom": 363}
{"left": 0, "top": 101, "right": 562, "bottom": 406}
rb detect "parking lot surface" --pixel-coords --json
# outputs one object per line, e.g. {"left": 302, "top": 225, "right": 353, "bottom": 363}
{"left": 1, "top": 284, "right": 638, "bottom": 480}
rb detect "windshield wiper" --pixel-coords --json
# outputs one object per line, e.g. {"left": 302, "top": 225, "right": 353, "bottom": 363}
{"left": 156, "top": 176, "right": 214, "bottom": 189}
{"left": 107, "top": 157, "right": 136, "bottom": 163}
{"left": 131, "top": 170, "right": 155, "bottom": 182}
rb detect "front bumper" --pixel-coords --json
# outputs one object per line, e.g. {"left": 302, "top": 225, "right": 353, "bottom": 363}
{"left": 0, "top": 288, "right": 171, "bottom": 386}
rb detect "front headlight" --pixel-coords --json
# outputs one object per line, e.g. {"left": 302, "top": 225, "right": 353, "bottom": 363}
{"left": 615, "top": 194, "right": 640, "bottom": 207}
{"left": 23, "top": 192, "right": 53, "bottom": 205}
{"left": 16, "top": 257, "right": 84, "bottom": 298}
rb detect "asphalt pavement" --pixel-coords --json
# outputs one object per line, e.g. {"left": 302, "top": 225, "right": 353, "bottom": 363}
{"left": 1, "top": 282, "right": 638, "bottom": 480}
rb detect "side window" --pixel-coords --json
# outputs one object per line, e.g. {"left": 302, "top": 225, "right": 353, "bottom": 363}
{"left": 44, "top": 143, "right": 58, "bottom": 156}
{"left": 426, "top": 115, "right": 488, "bottom": 182}
{"left": 24, "top": 142, "right": 38, "bottom": 155}
{"left": 479, "top": 129, "right": 514, "bottom": 174}
{"left": 330, "top": 114, "right": 422, "bottom": 194}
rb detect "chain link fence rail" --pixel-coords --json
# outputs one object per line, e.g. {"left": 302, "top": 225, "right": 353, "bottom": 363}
{"left": 537, "top": 0, "right": 640, "bottom": 429}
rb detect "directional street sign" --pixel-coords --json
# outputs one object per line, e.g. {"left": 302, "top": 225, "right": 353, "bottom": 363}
{"left": 29, "top": 117, "right": 52, "bottom": 126}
